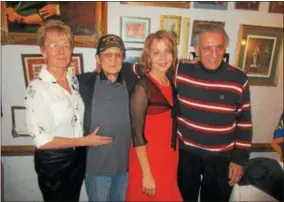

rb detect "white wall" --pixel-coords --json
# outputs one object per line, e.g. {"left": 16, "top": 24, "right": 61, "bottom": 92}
{"left": 1, "top": 2, "right": 283, "bottom": 201}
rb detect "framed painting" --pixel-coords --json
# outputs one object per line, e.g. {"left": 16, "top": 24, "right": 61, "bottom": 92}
{"left": 1, "top": 1, "right": 107, "bottom": 47}
{"left": 190, "top": 52, "right": 230, "bottom": 63}
{"left": 11, "top": 106, "right": 28, "bottom": 137}
{"left": 21, "top": 53, "right": 84, "bottom": 86}
{"left": 193, "top": 2, "right": 228, "bottom": 10}
{"left": 120, "top": 16, "right": 150, "bottom": 43}
{"left": 235, "top": 24, "right": 283, "bottom": 86}
{"left": 235, "top": 2, "right": 260, "bottom": 11}
{"left": 120, "top": 1, "right": 190, "bottom": 9}
{"left": 191, "top": 20, "right": 225, "bottom": 46}
{"left": 125, "top": 47, "right": 143, "bottom": 64}
{"left": 160, "top": 15, "right": 182, "bottom": 44}
{"left": 269, "top": 2, "right": 284, "bottom": 14}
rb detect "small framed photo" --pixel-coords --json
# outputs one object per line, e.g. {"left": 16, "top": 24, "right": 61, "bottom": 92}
{"left": 11, "top": 106, "right": 28, "bottom": 137}
{"left": 193, "top": 2, "right": 228, "bottom": 10}
{"left": 235, "top": 2, "right": 260, "bottom": 10}
{"left": 160, "top": 14, "right": 182, "bottom": 44}
{"left": 191, "top": 20, "right": 225, "bottom": 46}
{"left": 125, "top": 47, "right": 143, "bottom": 64}
{"left": 235, "top": 24, "right": 283, "bottom": 86}
{"left": 269, "top": 2, "right": 284, "bottom": 14}
{"left": 120, "top": 16, "right": 151, "bottom": 43}
{"left": 190, "top": 52, "right": 230, "bottom": 63}
{"left": 21, "top": 54, "right": 84, "bottom": 86}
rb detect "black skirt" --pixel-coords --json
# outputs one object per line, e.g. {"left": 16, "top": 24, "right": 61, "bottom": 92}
{"left": 34, "top": 147, "right": 86, "bottom": 202}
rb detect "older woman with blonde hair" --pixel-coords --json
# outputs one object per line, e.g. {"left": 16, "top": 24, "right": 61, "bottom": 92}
{"left": 126, "top": 30, "right": 182, "bottom": 201}
{"left": 25, "top": 20, "right": 113, "bottom": 201}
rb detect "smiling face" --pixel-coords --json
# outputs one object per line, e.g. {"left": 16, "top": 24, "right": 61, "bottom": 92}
{"left": 148, "top": 39, "right": 173, "bottom": 74}
{"left": 195, "top": 31, "right": 226, "bottom": 70}
{"left": 41, "top": 30, "right": 72, "bottom": 70}
{"left": 96, "top": 47, "right": 124, "bottom": 76}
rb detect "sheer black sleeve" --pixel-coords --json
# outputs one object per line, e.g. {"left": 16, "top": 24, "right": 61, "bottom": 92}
{"left": 130, "top": 82, "right": 149, "bottom": 147}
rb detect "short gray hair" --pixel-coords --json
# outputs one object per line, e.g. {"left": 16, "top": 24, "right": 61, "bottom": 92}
{"left": 192, "top": 23, "right": 229, "bottom": 47}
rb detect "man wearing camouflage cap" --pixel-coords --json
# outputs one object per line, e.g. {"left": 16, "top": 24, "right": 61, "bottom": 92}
{"left": 77, "top": 34, "right": 137, "bottom": 201}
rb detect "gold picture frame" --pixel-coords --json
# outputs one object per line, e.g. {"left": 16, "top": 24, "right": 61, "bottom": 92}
{"left": 1, "top": 145, "right": 35, "bottom": 156}
{"left": 1, "top": 1, "right": 107, "bottom": 48}
{"left": 120, "top": 1, "right": 190, "bottom": 9}
{"left": 235, "top": 24, "right": 283, "bottom": 86}
{"left": 160, "top": 15, "right": 182, "bottom": 45}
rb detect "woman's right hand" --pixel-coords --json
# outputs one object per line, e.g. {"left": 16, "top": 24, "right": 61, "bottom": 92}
{"left": 142, "top": 174, "right": 156, "bottom": 197}
{"left": 84, "top": 127, "right": 113, "bottom": 146}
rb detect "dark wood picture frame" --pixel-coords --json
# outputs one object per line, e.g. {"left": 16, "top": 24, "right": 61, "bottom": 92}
{"left": 191, "top": 20, "right": 225, "bottom": 46}
{"left": 21, "top": 53, "right": 84, "bottom": 86}
{"left": 235, "top": 2, "right": 260, "bottom": 11}
{"left": 235, "top": 24, "right": 283, "bottom": 86}
{"left": 268, "top": 2, "right": 284, "bottom": 14}
{"left": 1, "top": 2, "right": 108, "bottom": 47}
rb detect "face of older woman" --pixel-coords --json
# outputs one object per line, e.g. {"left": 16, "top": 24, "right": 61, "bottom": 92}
{"left": 41, "top": 30, "right": 72, "bottom": 71}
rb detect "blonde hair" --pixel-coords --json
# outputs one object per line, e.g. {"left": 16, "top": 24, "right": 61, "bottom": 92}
{"left": 37, "top": 20, "right": 73, "bottom": 48}
{"left": 141, "top": 30, "right": 178, "bottom": 73}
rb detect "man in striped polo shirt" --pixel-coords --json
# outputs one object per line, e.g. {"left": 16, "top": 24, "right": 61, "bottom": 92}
{"left": 175, "top": 24, "right": 253, "bottom": 201}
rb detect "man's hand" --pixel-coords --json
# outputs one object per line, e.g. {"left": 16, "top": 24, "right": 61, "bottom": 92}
{"left": 39, "top": 4, "right": 60, "bottom": 18}
{"left": 228, "top": 162, "right": 243, "bottom": 186}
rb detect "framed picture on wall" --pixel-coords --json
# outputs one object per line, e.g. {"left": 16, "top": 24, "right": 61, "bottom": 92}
{"left": 1, "top": 2, "right": 107, "bottom": 47}
{"left": 190, "top": 52, "right": 230, "bottom": 63}
{"left": 268, "top": 2, "right": 284, "bottom": 14}
{"left": 235, "top": 24, "right": 283, "bottom": 86}
{"left": 160, "top": 14, "right": 182, "bottom": 44}
{"left": 125, "top": 47, "right": 143, "bottom": 64}
{"left": 191, "top": 20, "right": 225, "bottom": 46}
{"left": 235, "top": 2, "right": 260, "bottom": 10}
{"left": 193, "top": 2, "right": 228, "bottom": 10}
{"left": 120, "top": 16, "right": 150, "bottom": 43}
{"left": 11, "top": 106, "right": 28, "bottom": 138}
{"left": 121, "top": 1, "right": 190, "bottom": 9}
{"left": 21, "top": 54, "right": 84, "bottom": 86}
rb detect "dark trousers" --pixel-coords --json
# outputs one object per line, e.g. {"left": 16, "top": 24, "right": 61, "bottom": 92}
{"left": 34, "top": 147, "right": 86, "bottom": 202}
{"left": 178, "top": 149, "right": 233, "bottom": 202}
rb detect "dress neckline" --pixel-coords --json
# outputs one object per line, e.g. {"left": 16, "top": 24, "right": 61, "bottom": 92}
{"left": 146, "top": 73, "right": 170, "bottom": 88}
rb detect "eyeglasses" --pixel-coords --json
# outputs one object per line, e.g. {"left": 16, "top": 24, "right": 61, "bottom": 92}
{"left": 45, "top": 43, "right": 71, "bottom": 51}
{"left": 101, "top": 52, "right": 123, "bottom": 60}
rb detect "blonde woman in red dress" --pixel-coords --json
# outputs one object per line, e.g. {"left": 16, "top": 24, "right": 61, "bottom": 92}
{"left": 126, "top": 30, "right": 182, "bottom": 201}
